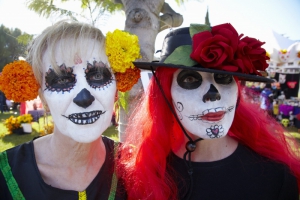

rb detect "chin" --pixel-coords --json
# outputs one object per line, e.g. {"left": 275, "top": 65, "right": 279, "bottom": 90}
{"left": 70, "top": 133, "right": 103, "bottom": 143}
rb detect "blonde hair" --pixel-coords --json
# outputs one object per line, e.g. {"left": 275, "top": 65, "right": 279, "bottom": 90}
{"left": 26, "top": 20, "right": 106, "bottom": 108}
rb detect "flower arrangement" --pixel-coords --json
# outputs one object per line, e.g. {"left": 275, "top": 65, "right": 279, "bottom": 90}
{"left": 4, "top": 114, "right": 33, "bottom": 134}
{"left": 5, "top": 116, "right": 21, "bottom": 134}
{"left": 190, "top": 23, "right": 269, "bottom": 75}
{"left": 17, "top": 114, "right": 33, "bottom": 124}
{"left": 0, "top": 60, "right": 40, "bottom": 102}
{"left": 105, "top": 29, "right": 141, "bottom": 92}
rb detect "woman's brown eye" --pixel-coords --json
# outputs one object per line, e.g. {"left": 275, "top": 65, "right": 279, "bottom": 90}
{"left": 214, "top": 74, "right": 233, "bottom": 85}
{"left": 177, "top": 70, "right": 202, "bottom": 89}
{"left": 184, "top": 76, "right": 198, "bottom": 83}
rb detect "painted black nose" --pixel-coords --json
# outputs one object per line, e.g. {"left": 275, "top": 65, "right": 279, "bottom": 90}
{"left": 73, "top": 88, "right": 95, "bottom": 108}
{"left": 202, "top": 84, "right": 221, "bottom": 103}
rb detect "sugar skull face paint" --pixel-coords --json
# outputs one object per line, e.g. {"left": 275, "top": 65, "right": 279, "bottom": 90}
{"left": 42, "top": 38, "right": 116, "bottom": 143}
{"left": 171, "top": 69, "right": 238, "bottom": 139}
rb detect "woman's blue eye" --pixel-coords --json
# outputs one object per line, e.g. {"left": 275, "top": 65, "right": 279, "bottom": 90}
{"left": 45, "top": 64, "right": 76, "bottom": 93}
{"left": 85, "top": 61, "right": 113, "bottom": 89}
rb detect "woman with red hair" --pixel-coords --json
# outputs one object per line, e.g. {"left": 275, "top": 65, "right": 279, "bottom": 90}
{"left": 118, "top": 23, "right": 300, "bottom": 199}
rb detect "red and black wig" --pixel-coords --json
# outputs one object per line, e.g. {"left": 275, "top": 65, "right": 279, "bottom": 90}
{"left": 117, "top": 67, "right": 300, "bottom": 200}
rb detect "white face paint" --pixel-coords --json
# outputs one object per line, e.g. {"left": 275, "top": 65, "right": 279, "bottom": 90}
{"left": 42, "top": 39, "right": 116, "bottom": 143}
{"left": 171, "top": 69, "right": 238, "bottom": 139}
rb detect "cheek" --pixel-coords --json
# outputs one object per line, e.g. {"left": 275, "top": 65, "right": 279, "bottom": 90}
{"left": 44, "top": 93, "right": 73, "bottom": 111}
{"left": 219, "top": 83, "right": 238, "bottom": 105}
{"left": 93, "top": 83, "right": 116, "bottom": 106}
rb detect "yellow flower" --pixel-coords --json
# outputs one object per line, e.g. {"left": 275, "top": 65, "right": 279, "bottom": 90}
{"left": 4, "top": 116, "right": 21, "bottom": 134}
{"left": 17, "top": 114, "right": 33, "bottom": 123}
{"left": 106, "top": 29, "right": 141, "bottom": 73}
{"left": 0, "top": 60, "right": 40, "bottom": 102}
{"left": 105, "top": 29, "right": 141, "bottom": 92}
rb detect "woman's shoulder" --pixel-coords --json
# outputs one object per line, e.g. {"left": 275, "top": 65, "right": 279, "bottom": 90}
{"left": 237, "top": 143, "right": 297, "bottom": 184}
{"left": 1, "top": 140, "right": 34, "bottom": 166}
{"left": 101, "top": 136, "right": 121, "bottom": 155}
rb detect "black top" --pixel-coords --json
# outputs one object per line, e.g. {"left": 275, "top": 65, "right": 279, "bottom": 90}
{"left": 168, "top": 143, "right": 298, "bottom": 200}
{"left": 0, "top": 136, "right": 127, "bottom": 200}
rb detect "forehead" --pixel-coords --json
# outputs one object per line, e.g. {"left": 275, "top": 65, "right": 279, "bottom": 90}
{"left": 42, "top": 38, "right": 108, "bottom": 68}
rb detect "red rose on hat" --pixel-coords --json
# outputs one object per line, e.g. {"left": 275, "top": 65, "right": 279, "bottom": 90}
{"left": 190, "top": 23, "right": 240, "bottom": 72}
{"left": 235, "top": 36, "right": 268, "bottom": 75}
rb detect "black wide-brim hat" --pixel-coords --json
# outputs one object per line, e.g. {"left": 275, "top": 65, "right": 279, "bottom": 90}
{"left": 134, "top": 24, "right": 273, "bottom": 83}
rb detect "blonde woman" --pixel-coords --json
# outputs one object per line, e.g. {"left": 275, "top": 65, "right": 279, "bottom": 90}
{"left": 0, "top": 20, "right": 134, "bottom": 200}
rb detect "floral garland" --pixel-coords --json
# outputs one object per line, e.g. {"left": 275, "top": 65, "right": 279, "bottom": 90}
{"left": 0, "top": 60, "right": 40, "bottom": 102}
{"left": 105, "top": 29, "right": 141, "bottom": 92}
{"left": 190, "top": 23, "right": 269, "bottom": 75}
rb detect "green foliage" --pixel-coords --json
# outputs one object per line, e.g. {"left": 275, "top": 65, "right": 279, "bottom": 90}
{"left": 164, "top": 45, "right": 197, "bottom": 67}
{"left": 189, "top": 23, "right": 211, "bottom": 38}
{"left": 26, "top": 0, "right": 80, "bottom": 20}
{"left": 118, "top": 91, "right": 129, "bottom": 112}
{"left": 26, "top": 0, "right": 123, "bottom": 25}
{"left": 17, "top": 34, "right": 34, "bottom": 46}
{"left": 0, "top": 25, "right": 33, "bottom": 72}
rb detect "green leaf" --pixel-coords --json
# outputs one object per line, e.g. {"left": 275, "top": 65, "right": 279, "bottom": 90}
{"left": 163, "top": 45, "right": 197, "bottom": 67}
{"left": 118, "top": 91, "right": 129, "bottom": 113}
{"left": 189, "top": 24, "right": 211, "bottom": 38}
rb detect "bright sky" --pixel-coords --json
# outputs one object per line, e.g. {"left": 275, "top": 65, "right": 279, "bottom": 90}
{"left": 0, "top": 0, "right": 299, "bottom": 53}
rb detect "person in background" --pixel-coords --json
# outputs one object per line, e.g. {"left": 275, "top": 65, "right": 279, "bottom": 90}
{"left": 0, "top": 20, "right": 140, "bottom": 200}
{"left": 118, "top": 23, "right": 300, "bottom": 200}
{"left": 260, "top": 83, "right": 274, "bottom": 116}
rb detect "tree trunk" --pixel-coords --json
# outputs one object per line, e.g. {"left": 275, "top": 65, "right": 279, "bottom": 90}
{"left": 118, "top": 0, "right": 183, "bottom": 141}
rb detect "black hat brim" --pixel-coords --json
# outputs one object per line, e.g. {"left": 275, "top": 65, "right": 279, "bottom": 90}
{"left": 134, "top": 61, "right": 273, "bottom": 83}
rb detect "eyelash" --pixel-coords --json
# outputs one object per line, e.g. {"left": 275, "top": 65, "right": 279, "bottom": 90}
{"left": 44, "top": 64, "right": 76, "bottom": 93}
{"left": 85, "top": 61, "right": 114, "bottom": 90}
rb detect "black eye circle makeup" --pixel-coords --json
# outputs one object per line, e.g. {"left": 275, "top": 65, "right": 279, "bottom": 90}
{"left": 85, "top": 61, "right": 114, "bottom": 89}
{"left": 45, "top": 64, "right": 76, "bottom": 93}
{"left": 177, "top": 70, "right": 202, "bottom": 89}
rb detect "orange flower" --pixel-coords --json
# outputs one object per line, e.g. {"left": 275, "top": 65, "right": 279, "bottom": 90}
{"left": 0, "top": 60, "right": 40, "bottom": 102}
{"left": 115, "top": 68, "right": 141, "bottom": 92}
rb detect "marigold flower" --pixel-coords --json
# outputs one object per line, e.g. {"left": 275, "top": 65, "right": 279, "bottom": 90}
{"left": 0, "top": 60, "right": 40, "bottom": 102}
{"left": 105, "top": 29, "right": 141, "bottom": 92}
{"left": 106, "top": 29, "right": 141, "bottom": 73}
{"left": 115, "top": 68, "right": 141, "bottom": 92}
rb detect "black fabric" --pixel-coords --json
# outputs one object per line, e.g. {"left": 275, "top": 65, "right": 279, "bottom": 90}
{"left": 168, "top": 143, "right": 298, "bottom": 200}
{"left": 0, "top": 136, "right": 127, "bottom": 200}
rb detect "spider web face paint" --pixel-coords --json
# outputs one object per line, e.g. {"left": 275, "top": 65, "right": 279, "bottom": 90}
{"left": 42, "top": 38, "right": 116, "bottom": 143}
{"left": 45, "top": 64, "right": 76, "bottom": 93}
{"left": 85, "top": 60, "right": 114, "bottom": 89}
{"left": 171, "top": 69, "right": 238, "bottom": 140}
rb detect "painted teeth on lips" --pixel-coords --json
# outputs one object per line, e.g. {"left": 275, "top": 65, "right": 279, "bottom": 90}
{"left": 68, "top": 110, "right": 106, "bottom": 125}
{"left": 188, "top": 107, "right": 226, "bottom": 121}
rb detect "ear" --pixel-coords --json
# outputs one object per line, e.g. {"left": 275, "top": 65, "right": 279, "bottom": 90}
{"left": 39, "top": 89, "right": 50, "bottom": 112}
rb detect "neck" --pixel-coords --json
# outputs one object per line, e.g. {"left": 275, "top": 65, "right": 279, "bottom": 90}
{"left": 173, "top": 135, "right": 238, "bottom": 162}
{"left": 35, "top": 130, "right": 105, "bottom": 168}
